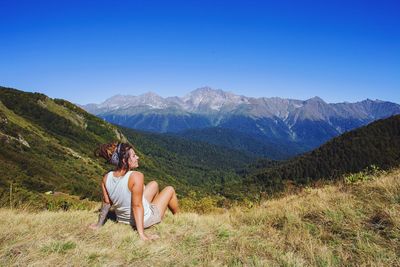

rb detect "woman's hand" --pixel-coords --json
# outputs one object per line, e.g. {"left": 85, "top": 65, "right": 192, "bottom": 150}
{"left": 139, "top": 233, "right": 159, "bottom": 241}
{"left": 88, "top": 223, "right": 100, "bottom": 230}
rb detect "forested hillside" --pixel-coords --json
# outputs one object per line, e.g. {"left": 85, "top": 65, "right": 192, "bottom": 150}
{"left": 173, "top": 127, "right": 304, "bottom": 160}
{"left": 120, "top": 127, "right": 256, "bottom": 187}
{"left": 247, "top": 115, "right": 400, "bottom": 192}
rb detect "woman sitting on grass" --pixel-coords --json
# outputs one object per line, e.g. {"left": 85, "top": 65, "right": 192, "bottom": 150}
{"left": 90, "top": 142, "right": 179, "bottom": 241}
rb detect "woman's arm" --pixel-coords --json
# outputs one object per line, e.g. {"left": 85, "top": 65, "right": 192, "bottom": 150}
{"left": 129, "top": 172, "right": 158, "bottom": 241}
{"left": 129, "top": 172, "right": 146, "bottom": 238}
{"left": 90, "top": 175, "right": 112, "bottom": 229}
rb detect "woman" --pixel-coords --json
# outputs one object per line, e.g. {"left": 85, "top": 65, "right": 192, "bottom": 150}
{"left": 90, "top": 142, "right": 179, "bottom": 241}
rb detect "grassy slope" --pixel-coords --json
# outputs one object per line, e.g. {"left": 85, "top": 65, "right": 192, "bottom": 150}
{"left": 1, "top": 168, "right": 399, "bottom": 266}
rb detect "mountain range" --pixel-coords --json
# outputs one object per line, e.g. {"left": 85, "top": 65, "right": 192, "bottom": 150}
{"left": 83, "top": 87, "right": 400, "bottom": 159}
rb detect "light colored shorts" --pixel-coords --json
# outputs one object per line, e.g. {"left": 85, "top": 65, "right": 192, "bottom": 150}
{"left": 144, "top": 204, "right": 162, "bottom": 228}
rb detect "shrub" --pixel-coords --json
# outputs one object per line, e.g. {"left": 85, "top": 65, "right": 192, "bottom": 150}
{"left": 344, "top": 165, "right": 382, "bottom": 184}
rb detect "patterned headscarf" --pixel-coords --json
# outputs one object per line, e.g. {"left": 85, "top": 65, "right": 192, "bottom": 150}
{"left": 110, "top": 143, "right": 121, "bottom": 166}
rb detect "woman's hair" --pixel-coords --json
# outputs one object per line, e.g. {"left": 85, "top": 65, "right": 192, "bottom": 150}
{"left": 95, "top": 142, "right": 135, "bottom": 170}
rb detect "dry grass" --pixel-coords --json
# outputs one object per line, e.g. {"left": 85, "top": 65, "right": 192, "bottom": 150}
{"left": 1, "top": 169, "right": 399, "bottom": 266}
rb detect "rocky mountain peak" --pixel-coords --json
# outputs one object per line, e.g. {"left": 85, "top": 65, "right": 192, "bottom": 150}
{"left": 134, "top": 92, "right": 166, "bottom": 109}
{"left": 137, "top": 92, "right": 164, "bottom": 102}
{"left": 305, "top": 96, "right": 326, "bottom": 104}
{"left": 191, "top": 86, "right": 215, "bottom": 94}
{"left": 140, "top": 91, "right": 161, "bottom": 98}
{"left": 182, "top": 86, "right": 249, "bottom": 112}
{"left": 184, "top": 86, "right": 226, "bottom": 100}
{"left": 100, "top": 94, "right": 136, "bottom": 109}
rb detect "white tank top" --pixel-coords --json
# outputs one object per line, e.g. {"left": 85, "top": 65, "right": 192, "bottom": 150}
{"left": 105, "top": 171, "right": 151, "bottom": 225}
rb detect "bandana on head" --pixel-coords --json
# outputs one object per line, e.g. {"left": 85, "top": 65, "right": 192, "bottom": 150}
{"left": 110, "top": 143, "right": 121, "bottom": 166}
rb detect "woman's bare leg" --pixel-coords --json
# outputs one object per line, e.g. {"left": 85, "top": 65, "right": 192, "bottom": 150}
{"left": 152, "top": 186, "right": 179, "bottom": 218}
{"left": 143, "top": 181, "right": 159, "bottom": 202}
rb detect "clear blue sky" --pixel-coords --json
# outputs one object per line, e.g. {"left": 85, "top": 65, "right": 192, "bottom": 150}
{"left": 1, "top": 0, "right": 399, "bottom": 104}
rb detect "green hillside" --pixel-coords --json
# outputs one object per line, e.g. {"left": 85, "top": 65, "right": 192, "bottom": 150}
{"left": 173, "top": 126, "right": 305, "bottom": 160}
{"left": 0, "top": 88, "right": 112, "bottom": 205}
{"left": 248, "top": 115, "right": 400, "bottom": 192}
{"left": 0, "top": 86, "right": 257, "bottom": 209}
